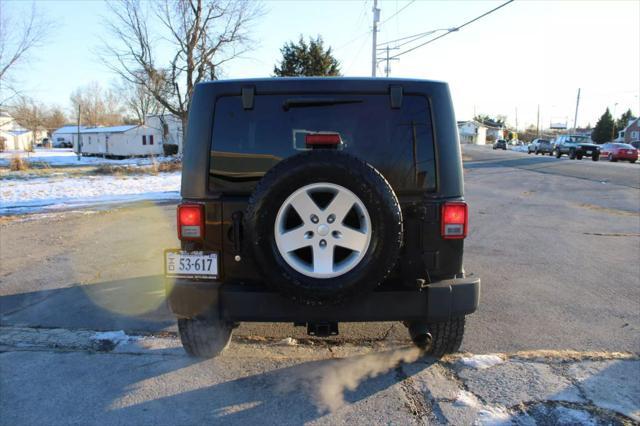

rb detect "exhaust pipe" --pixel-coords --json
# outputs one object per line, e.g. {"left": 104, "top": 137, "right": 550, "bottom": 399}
{"left": 407, "top": 322, "right": 433, "bottom": 351}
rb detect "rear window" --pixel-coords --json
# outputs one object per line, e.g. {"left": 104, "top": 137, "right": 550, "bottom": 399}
{"left": 209, "top": 94, "right": 436, "bottom": 194}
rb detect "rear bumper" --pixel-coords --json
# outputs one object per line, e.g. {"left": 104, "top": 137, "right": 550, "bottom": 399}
{"left": 615, "top": 153, "right": 638, "bottom": 160}
{"left": 166, "top": 277, "right": 480, "bottom": 322}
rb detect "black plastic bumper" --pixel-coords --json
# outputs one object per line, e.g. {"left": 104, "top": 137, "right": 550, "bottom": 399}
{"left": 166, "top": 276, "right": 480, "bottom": 322}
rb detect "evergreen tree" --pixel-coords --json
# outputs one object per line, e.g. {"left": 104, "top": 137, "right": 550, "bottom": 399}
{"left": 591, "top": 108, "right": 615, "bottom": 143}
{"left": 615, "top": 108, "right": 636, "bottom": 133}
{"left": 274, "top": 36, "right": 341, "bottom": 77}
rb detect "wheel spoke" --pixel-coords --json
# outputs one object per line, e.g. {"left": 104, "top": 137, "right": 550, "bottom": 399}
{"left": 334, "top": 226, "right": 368, "bottom": 252}
{"left": 289, "top": 190, "right": 319, "bottom": 224}
{"left": 325, "top": 190, "right": 355, "bottom": 222}
{"left": 312, "top": 244, "right": 334, "bottom": 274}
{"left": 279, "top": 227, "right": 311, "bottom": 252}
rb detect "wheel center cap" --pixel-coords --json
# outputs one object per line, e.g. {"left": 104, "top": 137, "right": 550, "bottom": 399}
{"left": 317, "top": 224, "right": 329, "bottom": 236}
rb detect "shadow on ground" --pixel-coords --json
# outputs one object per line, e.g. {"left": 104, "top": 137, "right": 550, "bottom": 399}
{"left": 0, "top": 275, "right": 173, "bottom": 333}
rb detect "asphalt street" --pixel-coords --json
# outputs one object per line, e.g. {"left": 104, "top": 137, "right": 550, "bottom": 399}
{"left": 1, "top": 145, "right": 639, "bottom": 424}
{"left": 1, "top": 145, "right": 638, "bottom": 352}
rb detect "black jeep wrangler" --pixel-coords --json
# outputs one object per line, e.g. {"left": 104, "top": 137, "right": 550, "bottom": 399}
{"left": 165, "top": 78, "right": 480, "bottom": 358}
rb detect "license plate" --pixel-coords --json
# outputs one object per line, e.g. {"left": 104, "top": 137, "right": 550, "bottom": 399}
{"left": 585, "top": 150, "right": 592, "bottom": 154}
{"left": 165, "top": 250, "right": 218, "bottom": 278}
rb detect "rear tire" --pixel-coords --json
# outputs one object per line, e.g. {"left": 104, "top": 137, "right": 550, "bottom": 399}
{"left": 631, "top": 160, "right": 636, "bottom": 164}
{"left": 178, "top": 316, "right": 233, "bottom": 358}
{"left": 592, "top": 154, "right": 600, "bottom": 162}
{"left": 407, "top": 317, "right": 465, "bottom": 358}
{"left": 555, "top": 149, "right": 561, "bottom": 158}
{"left": 576, "top": 153, "right": 583, "bottom": 160}
{"left": 569, "top": 150, "right": 576, "bottom": 160}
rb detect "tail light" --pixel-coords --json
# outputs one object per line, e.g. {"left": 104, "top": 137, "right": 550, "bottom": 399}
{"left": 306, "top": 133, "right": 341, "bottom": 147}
{"left": 178, "top": 203, "right": 204, "bottom": 240}
{"left": 441, "top": 202, "right": 468, "bottom": 239}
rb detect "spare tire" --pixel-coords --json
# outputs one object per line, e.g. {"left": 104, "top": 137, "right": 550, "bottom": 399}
{"left": 245, "top": 150, "right": 403, "bottom": 305}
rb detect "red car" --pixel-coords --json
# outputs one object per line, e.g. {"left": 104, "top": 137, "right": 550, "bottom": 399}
{"left": 599, "top": 143, "right": 638, "bottom": 163}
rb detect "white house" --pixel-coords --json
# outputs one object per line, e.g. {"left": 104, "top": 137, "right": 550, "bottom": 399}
{"left": 72, "top": 124, "right": 164, "bottom": 158}
{"left": 52, "top": 125, "right": 86, "bottom": 148}
{"left": 457, "top": 120, "right": 487, "bottom": 145}
{"left": 145, "top": 114, "right": 183, "bottom": 153}
{"left": 485, "top": 125, "right": 504, "bottom": 141}
{"left": 0, "top": 111, "right": 47, "bottom": 151}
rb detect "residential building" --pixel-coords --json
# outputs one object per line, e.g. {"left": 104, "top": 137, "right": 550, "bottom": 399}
{"left": 457, "top": 120, "right": 487, "bottom": 145}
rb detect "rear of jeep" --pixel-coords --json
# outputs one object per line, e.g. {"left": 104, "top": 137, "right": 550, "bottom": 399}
{"left": 165, "top": 78, "right": 480, "bottom": 358}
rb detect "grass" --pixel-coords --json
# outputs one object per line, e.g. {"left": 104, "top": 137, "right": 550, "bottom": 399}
{"left": 2, "top": 155, "right": 182, "bottom": 177}
{"left": 9, "top": 155, "right": 29, "bottom": 171}
{"left": 91, "top": 159, "right": 182, "bottom": 176}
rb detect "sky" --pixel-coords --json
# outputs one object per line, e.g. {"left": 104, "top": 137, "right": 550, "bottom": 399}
{"left": 3, "top": 0, "right": 639, "bottom": 129}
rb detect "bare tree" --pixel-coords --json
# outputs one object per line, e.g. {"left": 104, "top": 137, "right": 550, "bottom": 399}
{"left": 42, "top": 106, "right": 68, "bottom": 134}
{"left": 0, "top": 3, "right": 48, "bottom": 103}
{"left": 101, "top": 0, "right": 262, "bottom": 136}
{"left": 9, "top": 97, "right": 47, "bottom": 150}
{"left": 115, "top": 74, "right": 161, "bottom": 125}
{"left": 70, "top": 82, "right": 125, "bottom": 127}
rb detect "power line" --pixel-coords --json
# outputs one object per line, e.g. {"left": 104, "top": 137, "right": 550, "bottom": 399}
{"left": 390, "top": 0, "right": 515, "bottom": 60}
{"left": 379, "top": 0, "right": 416, "bottom": 25}
{"left": 378, "top": 30, "right": 440, "bottom": 47}
{"left": 335, "top": 0, "right": 371, "bottom": 51}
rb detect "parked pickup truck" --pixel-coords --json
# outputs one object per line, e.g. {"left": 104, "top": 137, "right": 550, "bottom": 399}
{"left": 552, "top": 135, "right": 600, "bottom": 161}
{"left": 528, "top": 138, "right": 553, "bottom": 155}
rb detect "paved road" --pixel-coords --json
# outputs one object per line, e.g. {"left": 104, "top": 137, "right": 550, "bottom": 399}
{"left": 1, "top": 146, "right": 639, "bottom": 353}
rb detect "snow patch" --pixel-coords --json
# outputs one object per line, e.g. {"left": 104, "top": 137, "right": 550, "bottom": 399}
{"left": 453, "top": 390, "right": 512, "bottom": 425}
{"left": 1, "top": 172, "right": 180, "bottom": 214}
{"left": 476, "top": 406, "right": 512, "bottom": 426}
{"left": 459, "top": 354, "right": 505, "bottom": 369}
{"left": 91, "top": 330, "right": 137, "bottom": 345}
{"left": 454, "top": 390, "right": 480, "bottom": 407}
{"left": 277, "top": 337, "right": 298, "bottom": 346}
{"left": 552, "top": 406, "right": 597, "bottom": 425}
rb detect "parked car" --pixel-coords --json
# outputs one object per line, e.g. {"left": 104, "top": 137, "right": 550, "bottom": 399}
{"left": 493, "top": 139, "right": 507, "bottom": 150}
{"left": 599, "top": 143, "right": 638, "bottom": 163}
{"left": 630, "top": 141, "right": 640, "bottom": 150}
{"left": 552, "top": 135, "right": 600, "bottom": 161}
{"left": 528, "top": 138, "right": 553, "bottom": 155}
{"left": 53, "top": 137, "right": 72, "bottom": 148}
{"left": 166, "top": 78, "right": 480, "bottom": 359}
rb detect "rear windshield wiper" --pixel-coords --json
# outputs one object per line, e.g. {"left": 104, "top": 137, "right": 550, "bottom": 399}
{"left": 283, "top": 98, "right": 363, "bottom": 111}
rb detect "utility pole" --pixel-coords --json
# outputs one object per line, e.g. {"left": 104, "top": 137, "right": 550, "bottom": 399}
{"left": 573, "top": 88, "right": 581, "bottom": 132}
{"left": 376, "top": 45, "right": 399, "bottom": 77}
{"left": 515, "top": 107, "right": 518, "bottom": 133}
{"left": 611, "top": 102, "right": 618, "bottom": 140}
{"left": 371, "top": 0, "right": 380, "bottom": 77}
{"left": 76, "top": 105, "right": 82, "bottom": 161}
{"left": 536, "top": 104, "right": 540, "bottom": 136}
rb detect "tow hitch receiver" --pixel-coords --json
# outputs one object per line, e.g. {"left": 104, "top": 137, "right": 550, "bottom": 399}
{"left": 307, "top": 322, "right": 339, "bottom": 337}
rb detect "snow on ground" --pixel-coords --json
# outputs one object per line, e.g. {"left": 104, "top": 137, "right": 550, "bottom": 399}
{"left": 510, "top": 145, "right": 529, "bottom": 152}
{"left": 458, "top": 354, "right": 505, "bottom": 369}
{"left": 0, "top": 148, "right": 177, "bottom": 167}
{"left": 91, "top": 330, "right": 137, "bottom": 344}
{"left": 0, "top": 172, "right": 180, "bottom": 215}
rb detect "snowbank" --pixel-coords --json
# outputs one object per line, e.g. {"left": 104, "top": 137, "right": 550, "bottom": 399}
{"left": 1, "top": 172, "right": 180, "bottom": 214}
